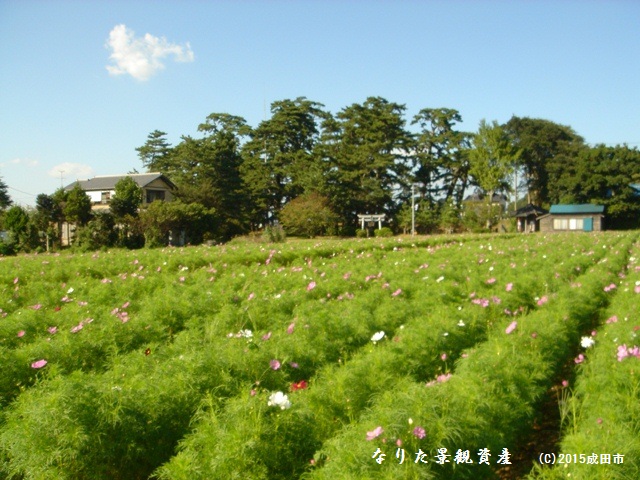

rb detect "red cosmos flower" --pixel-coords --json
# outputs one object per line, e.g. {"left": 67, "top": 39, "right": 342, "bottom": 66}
{"left": 291, "top": 380, "right": 308, "bottom": 391}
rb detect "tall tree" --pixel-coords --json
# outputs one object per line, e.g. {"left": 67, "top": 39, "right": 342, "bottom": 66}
{"left": 110, "top": 177, "right": 143, "bottom": 219}
{"left": 0, "top": 176, "right": 11, "bottom": 209}
{"left": 319, "top": 96, "right": 412, "bottom": 225}
{"left": 170, "top": 113, "right": 251, "bottom": 239}
{"left": 504, "top": 116, "right": 586, "bottom": 206}
{"left": 241, "top": 97, "right": 330, "bottom": 226}
{"left": 411, "top": 108, "right": 472, "bottom": 205}
{"left": 468, "top": 119, "right": 520, "bottom": 227}
{"left": 64, "top": 184, "right": 92, "bottom": 227}
{"left": 34, "top": 193, "right": 62, "bottom": 250}
{"left": 136, "top": 130, "right": 173, "bottom": 173}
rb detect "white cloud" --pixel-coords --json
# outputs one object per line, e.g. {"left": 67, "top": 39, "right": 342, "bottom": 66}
{"left": 48, "top": 163, "right": 95, "bottom": 183}
{"left": 105, "top": 24, "right": 194, "bottom": 81}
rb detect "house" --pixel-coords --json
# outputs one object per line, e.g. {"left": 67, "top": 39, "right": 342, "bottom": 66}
{"left": 539, "top": 204, "right": 605, "bottom": 232}
{"left": 463, "top": 191, "right": 509, "bottom": 212}
{"left": 65, "top": 173, "right": 176, "bottom": 211}
{"left": 512, "top": 204, "right": 548, "bottom": 232}
{"left": 61, "top": 173, "right": 176, "bottom": 245}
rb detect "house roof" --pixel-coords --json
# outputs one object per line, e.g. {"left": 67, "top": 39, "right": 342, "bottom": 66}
{"left": 549, "top": 204, "right": 605, "bottom": 214}
{"left": 65, "top": 173, "right": 176, "bottom": 192}
{"left": 464, "top": 192, "right": 508, "bottom": 203}
{"left": 511, "top": 204, "right": 548, "bottom": 218}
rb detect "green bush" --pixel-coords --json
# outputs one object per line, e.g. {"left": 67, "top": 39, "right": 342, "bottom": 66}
{"left": 374, "top": 227, "right": 393, "bottom": 237}
{"left": 262, "top": 224, "right": 286, "bottom": 243}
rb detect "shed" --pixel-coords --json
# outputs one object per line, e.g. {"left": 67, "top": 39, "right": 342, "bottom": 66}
{"left": 539, "top": 204, "right": 605, "bottom": 232}
{"left": 512, "top": 204, "right": 548, "bottom": 232}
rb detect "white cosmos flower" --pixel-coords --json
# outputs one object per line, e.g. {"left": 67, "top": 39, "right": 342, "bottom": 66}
{"left": 371, "top": 331, "right": 385, "bottom": 343}
{"left": 581, "top": 336, "right": 595, "bottom": 348}
{"left": 268, "top": 391, "right": 291, "bottom": 410}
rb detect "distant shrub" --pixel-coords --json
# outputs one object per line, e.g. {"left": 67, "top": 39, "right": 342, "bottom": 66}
{"left": 355, "top": 229, "right": 368, "bottom": 238}
{"left": 374, "top": 227, "right": 393, "bottom": 238}
{"left": 262, "top": 224, "right": 286, "bottom": 243}
{"left": 280, "top": 193, "right": 338, "bottom": 238}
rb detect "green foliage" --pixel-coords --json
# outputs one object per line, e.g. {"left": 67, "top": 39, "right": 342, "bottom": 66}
{"left": 64, "top": 184, "right": 92, "bottom": 227}
{"left": 262, "top": 224, "right": 286, "bottom": 243}
{"left": 280, "top": 193, "right": 338, "bottom": 238}
{"left": 411, "top": 108, "right": 472, "bottom": 205}
{"left": 110, "top": 177, "right": 143, "bottom": 219}
{"left": 75, "top": 211, "right": 117, "bottom": 251}
{"left": 136, "top": 130, "right": 172, "bottom": 172}
{"left": 374, "top": 227, "right": 393, "bottom": 237}
{"left": 139, "top": 200, "right": 216, "bottom": 246}
{"left": 0, "top": 176, "right": 11, "bottom": 209}
{"left": 321, "top": 96, "right": 412, "bottom": 224}
{"left": 0, "top": 233, "right": 638, "bottom": 479}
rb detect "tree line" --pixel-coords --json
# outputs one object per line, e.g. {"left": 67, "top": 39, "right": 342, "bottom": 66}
{"left": 2, "top": 96, "right": 640, "bottom": 253}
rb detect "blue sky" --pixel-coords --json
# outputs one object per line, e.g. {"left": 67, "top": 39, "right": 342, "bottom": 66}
{"left": 1, "top": 0, "right": 639, "bottom": 206}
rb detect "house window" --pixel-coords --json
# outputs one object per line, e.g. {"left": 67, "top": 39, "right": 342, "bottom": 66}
{"left": 553, "top": 218, "right": 584, "bottom": 230}
{"left": 101, "top": 191, "right": 111, "bottom": 204}
{"left": 146, "top": 190, "right": 166, "bottom": 203}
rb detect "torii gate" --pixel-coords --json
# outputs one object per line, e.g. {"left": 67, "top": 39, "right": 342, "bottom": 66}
{"left": 357, "top": 214, "right": 386, "bottom": 230}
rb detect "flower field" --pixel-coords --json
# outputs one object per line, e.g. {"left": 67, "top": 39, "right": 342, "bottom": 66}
{"left": 0, "top": 232, "right": 638, "bottom": 479}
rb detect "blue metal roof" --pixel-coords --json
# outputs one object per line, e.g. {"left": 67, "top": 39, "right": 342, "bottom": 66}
{"left": 549, "top": 204, "right": 605, "bottom": 214}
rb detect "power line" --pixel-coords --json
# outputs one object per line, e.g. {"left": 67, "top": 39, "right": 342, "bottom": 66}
{"left": 7, "top": 186, "right": 37, "bottom": 197}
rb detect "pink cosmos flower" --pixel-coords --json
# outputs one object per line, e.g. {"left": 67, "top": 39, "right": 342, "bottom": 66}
{"left": 286, "top": 322, "right": 295, "bottom": 334}
{"left": 13, "top": 277, "right": 19, "bottom": 284}
{"left": 505, "top": 283, "right": 513, "bottom": 292}
{"left": 391, "top": 288, "right": 402, "bottom": 297}
{"left": 366, "top": 426, "right": 383, "bottom": 441}
{"left": 635, "top": 285, "right": 640, "bottom": 294}
{"left": 306, "top": 281, "right": 316, "bottom": 291}
{"left": 30, "top": 304, "right": 42, "bottom": 310}
{"left": 31, "top": 359, "right": 47, "bottom": 369}
{"left": 413, "top": 426, "right": 426, "bottom": 439}
{"left": 505, "top": 321, "right": 517, "bottom": 334}
{"left": 486, "top": 278, "right": 496, "bottom": 284}
{"left": 574, "top": 354, "right": 585, "bottom": 364}
{"left": 440, "top": 353, "right": 447, "bottom": 361}
{"left": 262, "top": 331, "right": 272, "bottom": 341}
{"left": 17, "top": 330, "right": 25, "bottom": 338}
{"left": 270, "top": 359, "right": 281, "bottom": 370}
{"left": 604, "top": 283, "right": 617, "bottom": 292}
{"left": 606, "top": 315, "right": 618, "bottom": 324}
{"left": 343, "top": 272, "right": 351, "bottom": 280}
{"left": 248, "top": 292, "right": 255, "bottom": 301}
{"left": 48, "top": 326, "right": 58, "bottom": 334}
{"left": 537, "top": 296, "right": 548, "bottom": 306}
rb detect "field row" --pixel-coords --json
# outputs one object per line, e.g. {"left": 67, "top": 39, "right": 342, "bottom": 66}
{"left": 0, "top": 232, "right": 635, "bottom": 479}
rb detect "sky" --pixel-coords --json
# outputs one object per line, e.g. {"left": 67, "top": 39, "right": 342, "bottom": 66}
{"left": 1, "top": 0, "right": 639, "bottom": 206}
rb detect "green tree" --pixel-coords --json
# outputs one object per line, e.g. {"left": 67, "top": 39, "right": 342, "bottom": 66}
{"left": 64, "top": 184, "right": 92, "bottom": 227}
{"left": 169, "top": 113, "right": 251, "bottom": 239}
{"left": 505, "top": 116, "right": 586, "bottom": 206}
{"left": 34, "top": 193, "right": 62, "bottom": 251}
{"left": 468, "top": 120, "right": 520, "bottom": 228}
{"left": 279, "top": 192, "right": 338, "bottom": 238}
{"left": 110, "top": 177, "right": 143, "bottom": 219}
{"left": 139, "top": 200, "right": 216, "bottom": 247}
{"left": 553, "top": 145, "right": 640, "bottom": 229}
{"left": 3, "top": 206, "right": 38, "bottom": 251}
{"left": 241, "top": 98, "right": 330, "bottom": 226}
{"left": 136, "top": 130, "right": 173, "bottom": 172}
{"left": 0, "top": 176, "right": 11, "bottom": 209}
{"left": 411, "top": 108, "right": 472, "bottom": 206}
{"left": 320, "top": 96, "right": 412, "bottom": 226}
